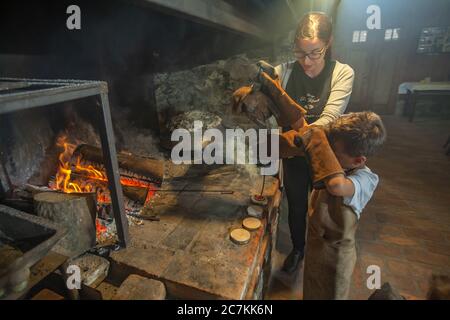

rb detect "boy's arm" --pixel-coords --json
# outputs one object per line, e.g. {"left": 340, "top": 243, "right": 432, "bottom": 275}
{"left": 325, "top": 174, "right": 355, "bottom": 197}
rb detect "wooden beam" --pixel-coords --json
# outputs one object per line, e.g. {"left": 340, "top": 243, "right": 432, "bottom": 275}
{"left": 134, "top": 0, "right": 265, "bottom": 38}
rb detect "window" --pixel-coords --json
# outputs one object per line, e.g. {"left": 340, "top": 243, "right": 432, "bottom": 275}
{"left": 385, "top": 28, "right": 400, "bottom": 41}
{"left": 352, "top": 30, "right": 360, "bottom": 43}
{"left": 385, "top": 29, "right": 393, "bottom": 40}
{"left": 393, "top": 28, "right": 400, "bottom": 40}
{"left": 360, "top": 30, "right": 367, "bottom": 42}
{"left": 417, "top": 26, "right": 450, "bottom": 54}
{"left": 352, "top": 30, "right": 368, "bottom": 43}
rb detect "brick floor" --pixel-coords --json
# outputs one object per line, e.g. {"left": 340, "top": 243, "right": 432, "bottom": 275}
{"left": 265, "top": 116, "right": 450, "bottom": 300}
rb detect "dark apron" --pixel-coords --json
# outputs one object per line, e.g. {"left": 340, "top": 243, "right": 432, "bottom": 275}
{"left": 284, "top": 60, "right": 336, "bottom": 127}
{"left": 303, "top": 190, "right": 358, "bottom": 300}
{"left": 282, "top": 60, "right": 336, "bottom": 251}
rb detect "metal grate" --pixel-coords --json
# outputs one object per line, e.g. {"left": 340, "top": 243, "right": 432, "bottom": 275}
{"left": 0, "top": 78, "right": 129, "bottom": 247}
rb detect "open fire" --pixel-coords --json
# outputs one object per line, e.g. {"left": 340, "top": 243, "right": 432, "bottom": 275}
{"left": 48, "top": 135, "right": 159, "bottom": 241}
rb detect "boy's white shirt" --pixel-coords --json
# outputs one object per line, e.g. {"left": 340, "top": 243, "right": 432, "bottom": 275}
{"left": 342, "top": 166, "right": 379, "bottom": 219}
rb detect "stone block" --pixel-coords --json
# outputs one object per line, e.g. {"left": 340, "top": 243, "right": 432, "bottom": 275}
{"left": 69, "top": 253, "right": 110, "bottom": 288}
{"left": 113, "top": 275, "right": 166, "bottom": 300}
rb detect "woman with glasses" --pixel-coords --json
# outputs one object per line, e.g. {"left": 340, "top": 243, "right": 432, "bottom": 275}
{"left": 274, "top": 12, "right": 355, "bottom": 274}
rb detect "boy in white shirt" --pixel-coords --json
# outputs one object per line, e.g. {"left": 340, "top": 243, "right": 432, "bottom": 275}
{"left": 298, "top": 112, "right": 386, "bottom": 299}
{"left": 274, "top": 111, "right": 385, "bottom": 299}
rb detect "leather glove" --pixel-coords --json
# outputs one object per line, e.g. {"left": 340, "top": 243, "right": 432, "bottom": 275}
{"left": 232, "top": 86, "right": 275, "bottom": 127}
{"left": 259, "top": 71, "right": 307, "bottom": 128}
{"left": 267, "top": 126, "right": 343, "bottom": 188}
{"left": 293, "top": 126, "right": 344, "bottom": 189}
{"left": 279, "top": 128, "right": 307, "bottom": 158}
{"left": 259, "top": 126, "right": 309, "bottom": 160}
{"left": 232, "top": 85, "right": 253, "bottom": 114}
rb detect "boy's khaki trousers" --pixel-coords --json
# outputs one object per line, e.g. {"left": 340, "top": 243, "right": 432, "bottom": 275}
{"left": 303, "top": 190, "right": 358, "bottom": 300}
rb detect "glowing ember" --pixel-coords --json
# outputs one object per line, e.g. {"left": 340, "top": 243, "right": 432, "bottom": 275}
{"left": 96, "top": 219, "right": 108, "bottom": 237}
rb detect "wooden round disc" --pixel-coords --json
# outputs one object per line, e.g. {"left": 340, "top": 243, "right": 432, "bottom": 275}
{"left": 250, "top": 194, "right": 268, "bottom": 206}
{"left": 247, "top": 205, "right": 263, "bottom": 218}
{"left": 243, "top": 217, "right": 261, "bottom": 231}
{"left": 230, "top": 228, "right": 251, "bottom": 245}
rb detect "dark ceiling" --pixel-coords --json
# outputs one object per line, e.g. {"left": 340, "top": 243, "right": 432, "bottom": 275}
{"left": 1, "top": 0, "right": 294, "bottom": 78}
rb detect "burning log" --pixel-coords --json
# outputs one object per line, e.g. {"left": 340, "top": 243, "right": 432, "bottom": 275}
{"left": 73, "top": 144, "right": 164, "bottom": 184}
{"left": 68, "top": 171, "right": 150, "bottom": 204}
{"left": 49, "top": 138, "right": 159, "bottom": 210}
{"left": 122, "top": 185, "right": 148, "bottom": 204}
{"left": 34, "top": 192, "right": 97, "bottom": 258}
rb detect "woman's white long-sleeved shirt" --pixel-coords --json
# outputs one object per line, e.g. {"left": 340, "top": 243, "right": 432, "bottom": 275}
{"left": 274, "top": 60, "right": 355, "bottom": 126}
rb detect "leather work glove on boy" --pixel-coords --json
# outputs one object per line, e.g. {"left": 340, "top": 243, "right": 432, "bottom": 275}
{"left": 279, "top": 126, "right": 344, "bottom": 189}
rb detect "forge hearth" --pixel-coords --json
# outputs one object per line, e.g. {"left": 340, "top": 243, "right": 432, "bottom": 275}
{"left": 44, "top": 136, "right": 164, "bottom": 245}
{"left": 1, "top": 73, "right": 282, "bottom": 300}
{"left": 109, "top": 167, "right": 281, "bottom": 300}
{"left": 7, "top": 134, "right": 166, "bottom": 249}
{"left": 0, "top": 78, "right": 131, "bottom": 247}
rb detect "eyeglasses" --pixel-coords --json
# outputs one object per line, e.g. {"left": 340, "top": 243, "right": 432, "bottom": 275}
{"left": 292, "top": 46, "right": 327, "bottom": 60}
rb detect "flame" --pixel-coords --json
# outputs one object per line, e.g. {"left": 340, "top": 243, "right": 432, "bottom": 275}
{"left": 75, "top": 156, "right": 106, "bottom": 180}
{"left": 52, "top": 135, "right": 157, "bottom": 206}
{"left": 55, "top": 136, "right": 78, "bottom": 193}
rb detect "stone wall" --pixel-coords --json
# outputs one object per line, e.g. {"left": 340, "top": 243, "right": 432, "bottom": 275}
{"left": 153, "top": 43, "right": 295, "bottom": 135}
{"left": 153, "top": 43, "right": 295, "bottom": 180}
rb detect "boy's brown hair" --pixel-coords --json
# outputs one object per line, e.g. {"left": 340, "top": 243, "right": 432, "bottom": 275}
{"left": 326, "top": 111, "right": 386, "bottom": 157}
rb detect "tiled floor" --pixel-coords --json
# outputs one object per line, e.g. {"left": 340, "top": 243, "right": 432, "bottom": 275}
{"left": 266, "top": 115, "right": 450, "bottom": 300}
